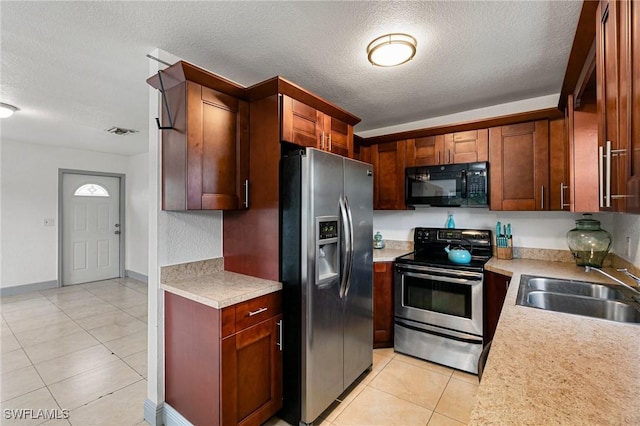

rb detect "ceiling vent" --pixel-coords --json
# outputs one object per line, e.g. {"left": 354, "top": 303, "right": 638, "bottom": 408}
{"left": 106, "top": 126, "right": 139, "bottom": 136}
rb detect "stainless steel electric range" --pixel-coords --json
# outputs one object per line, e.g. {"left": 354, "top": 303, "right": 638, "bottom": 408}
{"left": 394, "top": 227, "right": 493, "bottom": 374}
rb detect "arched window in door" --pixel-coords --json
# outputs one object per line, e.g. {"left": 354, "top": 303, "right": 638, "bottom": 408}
{"left": 74, "top": 183, "right": 110, "bottom": 197}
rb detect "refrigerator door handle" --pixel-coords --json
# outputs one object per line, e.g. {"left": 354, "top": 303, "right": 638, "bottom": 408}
{"left": 338, "top": 195, "right": 351, "bottom": 298}
{"left": 343, "top": 195, "right": 354, "bottom": 297}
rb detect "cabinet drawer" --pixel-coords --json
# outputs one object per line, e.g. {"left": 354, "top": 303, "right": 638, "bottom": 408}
{"left": 227, "top": 292, "right": 282, "bottom": 336}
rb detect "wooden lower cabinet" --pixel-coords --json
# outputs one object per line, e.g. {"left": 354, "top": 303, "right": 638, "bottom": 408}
{"left": 483, "top": 270, "right": 511, "bottom": 346}
{"left": 221, "top": 314, "right": 283, "bottom": 426}
{"left": 165, "top": 291, "right": 283, "bottom": 426}
{"left": 373, "top": 262, "right": 394, "bottom": 348}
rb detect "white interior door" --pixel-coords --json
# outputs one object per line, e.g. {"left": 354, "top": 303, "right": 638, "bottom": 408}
{"left": 62, "top": 174, "right": 121, "bottom": 285}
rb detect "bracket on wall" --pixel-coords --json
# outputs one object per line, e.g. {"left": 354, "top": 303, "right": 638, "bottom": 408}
{"left": 154, "top": 70, "right": 174, "bottom": 130}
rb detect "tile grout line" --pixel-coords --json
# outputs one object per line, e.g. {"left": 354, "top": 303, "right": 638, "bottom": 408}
{"left": 1, "top": 279, "right": 147, "bottom": 408}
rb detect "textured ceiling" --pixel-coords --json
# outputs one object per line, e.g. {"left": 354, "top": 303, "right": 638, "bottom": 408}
{"left": 0, "top": 1, "right": 582, "bottom": 156}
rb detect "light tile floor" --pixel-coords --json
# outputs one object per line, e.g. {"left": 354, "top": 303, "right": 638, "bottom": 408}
{"left": 267, "top": 348, "right": 479, "bottom": 426}
{"left": 2, "top": 278, "right": 478, "bottom": 426}
{"left": 1, "top": 278, "right": 149, "bottom": 426}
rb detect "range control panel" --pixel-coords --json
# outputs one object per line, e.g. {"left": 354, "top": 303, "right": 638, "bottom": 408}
{"left": 414, "top": 227, "right": 492, "bottom": 248}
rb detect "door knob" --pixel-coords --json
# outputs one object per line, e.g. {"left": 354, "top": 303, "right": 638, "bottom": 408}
{"left": 115, "top": 224, "right": 120, "bottom": 227}
{"left": 114, "top": 230, "right": 121, "bottom": 235}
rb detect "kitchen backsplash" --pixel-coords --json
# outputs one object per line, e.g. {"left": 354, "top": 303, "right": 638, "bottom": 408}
{"left": 373, "top": 209, "right": 639, "bottom": 266}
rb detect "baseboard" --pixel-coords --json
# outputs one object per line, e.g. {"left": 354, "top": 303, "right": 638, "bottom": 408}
{"left": 163, "top": 403, "right": 193, "bottom": 426}
{"left": 144, "top": 398, "right": 164, "bottom": 426}
{"left": 125, "top": 270, "right": 148, "bottom": 283}
{"left": 0, "top": 280, "right": 58, "bottom": 296}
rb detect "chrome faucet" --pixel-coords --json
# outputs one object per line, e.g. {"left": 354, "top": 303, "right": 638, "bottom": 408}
{"left": 584, "top": 266, "right": 640, "bottom": 296}
{"left": 616, "top": 268, "right": 640, "bottom": 284}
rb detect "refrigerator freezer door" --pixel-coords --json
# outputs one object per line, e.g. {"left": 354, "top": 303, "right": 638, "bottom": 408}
{"left": 342, "top": 158, "right": 374, "bottom": 388}
{"left": 301, "top": 149, "right": 345, "bottom": 423}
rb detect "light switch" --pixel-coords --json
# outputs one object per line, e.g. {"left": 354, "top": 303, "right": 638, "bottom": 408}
{"left": 44, "top": 218, "right": 55, "bottom": 227}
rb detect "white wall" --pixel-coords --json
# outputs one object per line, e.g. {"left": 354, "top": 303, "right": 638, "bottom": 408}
{"left": 126, "top": 152, "right": 149, "bottom": 276}
{"left": 158, "top": 211, "right": 222, "bottom": 266}
{"left": 611, "top": 212, "right": 640, "bottom": 265}
{"left": 146, "top": 48, "right": 225, "bottom": 423}
{"left": 374, "top": 208, "right": 615, "bottom": 251}
{"left": 0, "top": 139, "right": 149, "bottom": 288}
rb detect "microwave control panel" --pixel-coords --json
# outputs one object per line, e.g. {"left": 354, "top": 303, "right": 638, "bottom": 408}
{"left": 466, "top": 170, "right": 487, "bottom": 195}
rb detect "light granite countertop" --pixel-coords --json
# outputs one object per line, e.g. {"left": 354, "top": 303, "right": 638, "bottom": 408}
{"left": 373, "top": 247, "right": 413, "bottom": 262}
{"left": 471, "top": 258, "right": 640, "bottom": 425}
{"left": 161, "top": 270, "right": 282, "bottom": 309}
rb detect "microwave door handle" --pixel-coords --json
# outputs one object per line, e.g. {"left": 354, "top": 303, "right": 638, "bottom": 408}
{"left": 461, "top": 171, "right": 467, "bottom": 198}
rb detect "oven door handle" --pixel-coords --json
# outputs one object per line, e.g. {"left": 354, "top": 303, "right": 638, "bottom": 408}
{"left": 395, "top": 318, "right": 483, "bottom": 344}
{"left": 401, "top": 270, "right": 481, "bottom": 286}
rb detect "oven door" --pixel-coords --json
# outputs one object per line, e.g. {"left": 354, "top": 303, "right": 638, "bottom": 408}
{"left": 394, "top": 264, "right": 483, "bottom": 336}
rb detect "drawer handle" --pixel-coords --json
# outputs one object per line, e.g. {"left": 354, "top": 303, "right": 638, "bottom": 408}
{"left": 248, "top": 307, "right": 268, "bottom": 317}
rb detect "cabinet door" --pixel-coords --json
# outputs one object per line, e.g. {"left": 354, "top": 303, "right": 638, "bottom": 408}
{"left": 221, "top": 315, "right": 283, "bottom": 426}
{"left": 567, "top": 94, "right": 601, "bottom": 212}
{"left": 483, "top": 270, "right": 510, "bottom": 346}
{"left": 373, "top": 262, "right": 394, "bottom": 348}
{"left": 549, "top": 117, "right": 570, "bottom": 211}
{"left": 196, "top": 84, "right": 250, "bottom": 210}
{"left": 622, "top": 0, "right": 640, "bottom": 212}
{"left": 406, "top": 136, "right": 444, "bottom": 166}
{"left": 325, "top": 115, "right": 354, "bottom": 158}
{"left": 597, "top": 0, "right": 628, "bottom": 211}
{"left": 489, "top": 121, "right": 550, "bottom": 211}
{"left": 372, "top": 141, "right": 406, "bottom": 210}
{"left": 444, "top": 129, "right": 489, "bottom": 164}
{"left": 163, "top": 81, "right": 248, "bottom": 211}
{"left": 281, "top": 95, "right": 322, "bottom": 148}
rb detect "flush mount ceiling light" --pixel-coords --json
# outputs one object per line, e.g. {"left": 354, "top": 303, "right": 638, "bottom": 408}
{"left": 0, "top": 103, "right": 19, "bottom": 118}
{"left": 367, "top": 33, "right": 417, "bottom": 67}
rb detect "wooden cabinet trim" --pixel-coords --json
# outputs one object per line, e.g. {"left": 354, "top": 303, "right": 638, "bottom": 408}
{"left": 361, "top": 108, "right": 563, "bottom": 146}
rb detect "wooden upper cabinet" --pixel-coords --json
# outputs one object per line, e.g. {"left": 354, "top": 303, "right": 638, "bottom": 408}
{"left": 372, "top": 141, "right": 406, "bottom": 210}
{"left": 406, "top": 130, "right": 488, "bottom": 166}
{"left": 281, "top": 95, "right": 353, "bottom": 157}
{"left": 621, "top": 0, "right": 640, "bottom": 213}
{"left": 325, "top": 115, "right": 353, "bottom": 157}
{"left": 489, "top": 120, "right": 550, "bottom": 211}
{"left": 281, "top": 95, "right": 322, "bottom": 148}
{"left": 596, "top": 0, "right": 628, "bottom": 211}
{"left": 147, "top": 62, "right": 249, "bottom": 211}
{"left": 549, "top": 117, "right": 570, "bottom": 211}
{"left": 567, "top": 94, "right": 601, "bottom": 212}
{"left": 406, "top": 135, "right": 444, "bottom": 166}
{"left": 444, "top": 129, "right": 489, "bottom": 164}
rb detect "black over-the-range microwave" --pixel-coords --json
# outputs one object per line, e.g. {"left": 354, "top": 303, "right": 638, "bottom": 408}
{"left": 405, "top": 162, "right": 488, "bottom": 207}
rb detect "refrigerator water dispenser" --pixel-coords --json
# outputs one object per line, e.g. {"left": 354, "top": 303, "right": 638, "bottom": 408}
{"left": 316, "top": 218, "right": 339, "bottom": 284}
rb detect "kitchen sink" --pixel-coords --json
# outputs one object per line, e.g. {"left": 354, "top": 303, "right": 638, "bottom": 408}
{"left": 516, "top": 275, "right": 640, "bottom": 324}
{"left": 521, "top": 276, "right": 625, "bottom": 300}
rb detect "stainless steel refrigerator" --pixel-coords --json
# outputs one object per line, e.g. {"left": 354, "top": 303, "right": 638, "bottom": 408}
{"left": 280, "top": 148, "right": 373, "bottom": 426}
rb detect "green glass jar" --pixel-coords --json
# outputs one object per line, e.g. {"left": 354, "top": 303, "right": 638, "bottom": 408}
{"left": 566, "top": 214, "right": 612, "bottom": 267}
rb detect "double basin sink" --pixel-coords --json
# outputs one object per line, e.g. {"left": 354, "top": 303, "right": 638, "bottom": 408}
{"left": 516, "top": 275, "right": 640, "bottom": 324}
